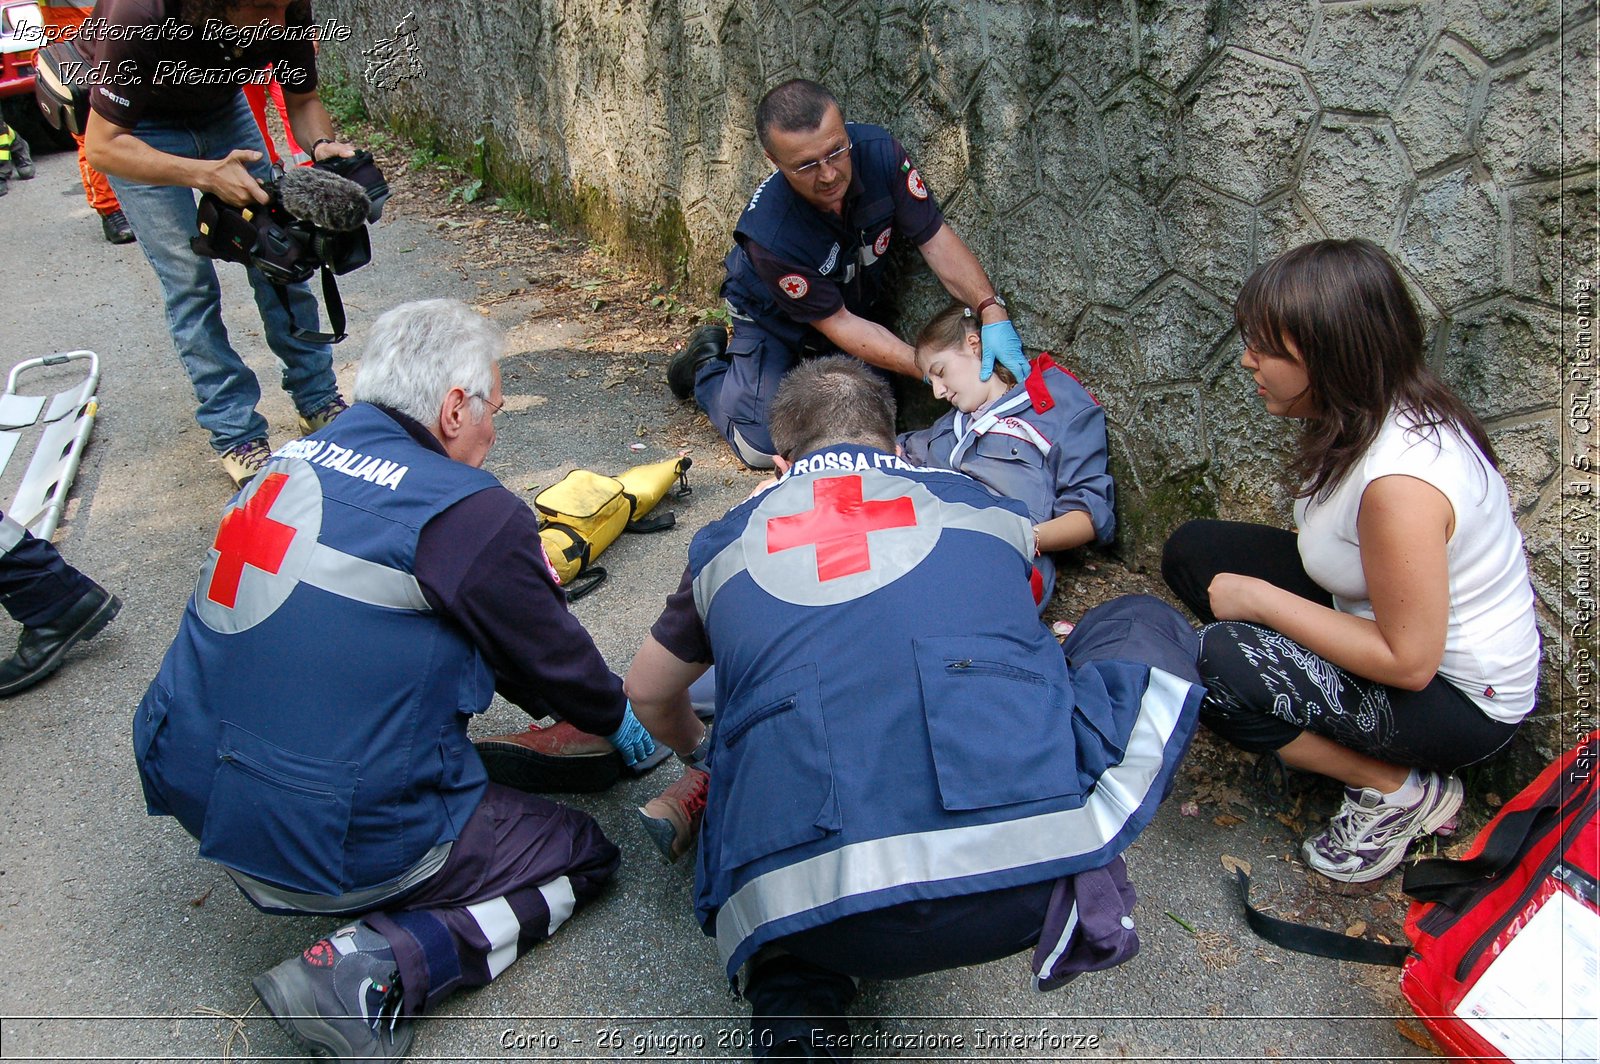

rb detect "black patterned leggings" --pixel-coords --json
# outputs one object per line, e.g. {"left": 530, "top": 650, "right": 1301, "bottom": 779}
{"left": 1162, "top": 520, "right": 1519, "bottom": 773}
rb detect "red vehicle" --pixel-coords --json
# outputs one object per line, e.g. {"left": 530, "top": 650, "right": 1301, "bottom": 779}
{"left": 0, "top": 2, "right": 41, "bottom": 96}
{"left": 1, "top": 1, "right": 72, "bottom": 148}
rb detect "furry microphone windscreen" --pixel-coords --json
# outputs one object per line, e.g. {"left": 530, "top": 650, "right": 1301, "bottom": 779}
{"left": 278, "top": 166, "right": 372, "bottom": 232}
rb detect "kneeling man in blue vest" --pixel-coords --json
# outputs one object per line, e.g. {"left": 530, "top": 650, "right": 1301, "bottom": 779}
{"left": 624, "top": 357, "right": 1204, "bottom": 1056}
{"left": 133, "top": 298, "right": 662, "bottom": 1061}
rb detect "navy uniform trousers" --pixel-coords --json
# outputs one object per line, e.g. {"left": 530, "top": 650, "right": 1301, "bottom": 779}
{"left": 0, "top": 512, "right": 97, "bottom": 627}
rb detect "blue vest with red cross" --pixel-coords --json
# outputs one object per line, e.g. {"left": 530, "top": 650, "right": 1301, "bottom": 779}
{"left": 133, "top": 404, "right": 501, "bottom": 898}
{"left": 688, "top": 445, "right": 1200, "bottom": 978}
{"left": 720, "top": 123, "right": 914, "bottom": 353}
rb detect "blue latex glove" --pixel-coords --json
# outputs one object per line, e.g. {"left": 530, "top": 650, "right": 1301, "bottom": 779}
{"left": 606, "top": 701, "right": 657, "bottom": 766}
{"left": 979, "top": 319, "right": 1030, "bottom": 383}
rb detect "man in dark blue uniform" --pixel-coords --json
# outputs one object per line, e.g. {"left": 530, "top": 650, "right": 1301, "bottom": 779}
{"left": 134, "top": 299, "right": 653, "bottom": 1061}
{"left": 670, "top": 79, "right": 1030, "bottom": 469}
{"left": 629, "top": 358, "right": 1204, "bottom": 1058}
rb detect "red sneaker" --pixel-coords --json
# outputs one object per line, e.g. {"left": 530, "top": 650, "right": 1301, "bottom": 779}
{"left": 636, "top": 767, "right": 710, "bottom": 862}
{"left": 474, "top": 721, "right": 621, "bottom": 793}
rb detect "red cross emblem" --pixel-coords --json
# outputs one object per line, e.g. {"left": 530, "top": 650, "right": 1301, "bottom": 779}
{"left": 778, "top": 273, "right": 810, "bottom": 299}
{"left": 906, "top": 168, "right": 927, "bottom": 200}
{"left": 207, "top": 472, "right": 297, "bottom": 608}
{"left": 766, "top": 474, "right": 917, "bottom": 581}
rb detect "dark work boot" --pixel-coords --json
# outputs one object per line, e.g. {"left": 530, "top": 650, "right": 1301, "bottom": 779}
{"left": 667, "top": 323, "right": 729, "bottom": 401}
{"left": 252, "top": 922, "right": 415, "bottom": 1062}
{"left": 100, "top": 209, "right": 136, "bottom": 245}
{"left": 10, "top": 134, "right": 33, "bottom": 180}
{"left": 745, "top": 954, "right": 859, "bottom": 1060}
{"left": 0, "top": 584, "right": 120, "bottom": 697}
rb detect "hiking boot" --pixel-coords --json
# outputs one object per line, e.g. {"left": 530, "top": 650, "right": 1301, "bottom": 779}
{"left": 10, "top": 135, "right": 33, "bottom": 180}
{"left": 635, "top": 766, "right": 709, "bottom": 862}
{"left": 100, "top": 209, "right": 136, "bottom": 245}
{"left": 667, "top": 324, "right": 728, "bottom": 401}
{"left": 0, "top": 584, "right": 120, "bottom": 698}
{"left": 476, "top": 720, "right": 624, "bottom": 793}
{"left": 297, "top": 395, "right": 349, "bottom": 436}
{"left": 1302, "top": 772, "right": 1464, "bottom": 883}
{"left": 220, "top": 438, "right": 272, "bottom": 490}
{"left": 252, "top": 922, "right": 415, "bottom": 1063}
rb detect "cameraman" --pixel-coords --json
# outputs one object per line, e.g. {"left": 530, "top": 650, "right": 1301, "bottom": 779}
{"left": 83, "top": 0, "right": 354, "bottom": 489}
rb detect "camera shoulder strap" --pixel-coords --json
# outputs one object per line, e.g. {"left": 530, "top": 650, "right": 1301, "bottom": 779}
{"left": 274, "top": 266, "right": 348, "bottom": 345}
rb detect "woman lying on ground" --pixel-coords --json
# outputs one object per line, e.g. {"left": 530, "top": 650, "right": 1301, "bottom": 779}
{"left": 898, "top": 302, "right": 1115, "bottom": 608}
{"left": 1162, "top": 238, "right": 1539, "bottom": 884}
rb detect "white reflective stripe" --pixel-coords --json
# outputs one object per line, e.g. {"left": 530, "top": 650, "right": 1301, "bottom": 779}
{"left": 1033, "top": 900, "right": 1080, "bottom": 990}
{"left": 229, "top": 842, "right": 451, "bottom": 914}
{"left": 0, "top": 511, "right": 26, "bottom": 553}
{"left": 715, "top": 666, "right": 1196, "bottom": 969}
{"left": 466, "top": 896, "right": 521, "bottom": 979}
{"left": 538, "top": 875, "right": 577, "bottom": 935}
{"left": 300, "top": 542, "right": 430, "bottom": 611}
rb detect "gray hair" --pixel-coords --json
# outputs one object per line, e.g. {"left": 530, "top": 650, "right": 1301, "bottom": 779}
{"left": 768, "top": 356, "right": 897, "bottom": 459}
{"left": 353, "top": 299, "right": 503, "bottom": 423}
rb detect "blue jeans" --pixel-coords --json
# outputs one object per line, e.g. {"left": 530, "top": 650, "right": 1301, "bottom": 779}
{"left": 105, "top": 94, "right": 338, "bottom": 454}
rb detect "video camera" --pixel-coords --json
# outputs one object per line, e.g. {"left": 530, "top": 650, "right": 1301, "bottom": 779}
{"left": 191, "top": 151, "right": 391, "bottom": 343}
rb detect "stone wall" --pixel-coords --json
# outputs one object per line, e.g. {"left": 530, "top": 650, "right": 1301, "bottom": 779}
{"left": 321, "top": 0, "right": 1598, "bottom": 737}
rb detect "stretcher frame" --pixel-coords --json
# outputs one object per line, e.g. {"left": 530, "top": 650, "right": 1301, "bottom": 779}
{"left": 0, "top": 351, "right": 101, "bottom": 541}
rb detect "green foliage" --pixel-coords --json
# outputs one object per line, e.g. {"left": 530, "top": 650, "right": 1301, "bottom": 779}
{"left": 318, "top": 66, "right": 368, "bottom": 126}
{"left": 448, "top": 178, "right": 484, "bottom": 204}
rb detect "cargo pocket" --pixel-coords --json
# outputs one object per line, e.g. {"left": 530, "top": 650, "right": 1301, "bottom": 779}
{"left": 435, "top": 722, "right": 478, "bottom": 836}
{"left": 915, "top": 635, "right": 1078, "bottom": 810}
{"left": 132, "top": 681, "right": 173, "bottom": 815}
{"left": 722, "top": 332, "right": 775, "bottom": 432}
{"left": 710, "top": 662, "right": 840, "bottom": 870}
{"left": 1066, "top": 659, "right": 1136, "bottom": 795}
{"left": 198, "top": 722, "right": 358, "bottom": 895}
{"left": 457, "top": 651, "right": 495, "bottom": 716}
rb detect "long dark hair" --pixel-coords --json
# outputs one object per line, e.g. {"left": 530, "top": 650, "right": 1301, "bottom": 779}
{"left": 1235, "top": 238, "right": 1496, "bottom": 500}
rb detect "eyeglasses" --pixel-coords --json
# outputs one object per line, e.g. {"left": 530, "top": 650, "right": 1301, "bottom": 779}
{"left": 476, "top": 393, "right": 504, "bottom": 415}
{"left": 786, "top": 140, "right": 852, "bottom": 177}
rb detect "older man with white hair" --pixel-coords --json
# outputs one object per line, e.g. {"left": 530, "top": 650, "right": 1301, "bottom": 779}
{"left": 133, "top": 299, "right": 652, "bottom": 1061}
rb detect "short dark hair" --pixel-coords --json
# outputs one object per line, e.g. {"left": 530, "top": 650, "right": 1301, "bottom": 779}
{"left": 1236, "top": 238, "right": 1496, "bottom": 499}
{"left": 768, "top": 356, "right": 896, "bottom": 459}
{"left": 756, "top": 80, "right": 841, "bottom": 150}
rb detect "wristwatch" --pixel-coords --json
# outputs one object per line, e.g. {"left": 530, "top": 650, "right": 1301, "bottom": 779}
{"left": 975, "top": 294, "right": 1007, "bottom": 315}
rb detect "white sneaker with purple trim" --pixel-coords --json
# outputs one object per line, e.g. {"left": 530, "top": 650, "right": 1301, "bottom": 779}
{"left": 1302, "top": 771, "right": 1464, "bottom": 883}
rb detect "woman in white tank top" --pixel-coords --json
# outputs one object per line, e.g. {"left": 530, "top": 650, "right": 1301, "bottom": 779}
{"left": 1161, "top": 238, "right": 1539, "bottom": 884}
